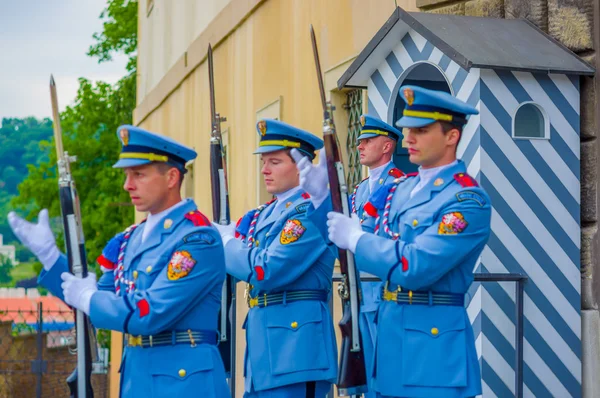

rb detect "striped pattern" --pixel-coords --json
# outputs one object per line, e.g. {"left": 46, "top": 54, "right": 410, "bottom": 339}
{"left": 366, "top": 28, "right": 581, "bottom": 397}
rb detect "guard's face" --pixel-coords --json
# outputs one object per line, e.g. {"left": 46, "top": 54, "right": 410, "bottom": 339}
{"left": 123, "top": 164, "right": 171, "bottom": 214}
{"left": 357, "top": 135, "right": 394, "bottom": 168}
{"left": 404, "top": 122, "right": 459, "bottom": 168}
{"left": 261, "top": 150, "right": 300, "bottom": 195}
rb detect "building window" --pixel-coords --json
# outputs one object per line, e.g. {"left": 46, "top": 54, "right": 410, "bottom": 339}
{"left": 512, "top": 102, "right": 549, "bottom": 140}
{"left": 344, "top": 89, "right": 363, "bottom": 189}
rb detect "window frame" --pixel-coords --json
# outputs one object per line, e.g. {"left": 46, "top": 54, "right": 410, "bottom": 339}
{"left": 511, "top": 101, "right": 550, "bottom": 141}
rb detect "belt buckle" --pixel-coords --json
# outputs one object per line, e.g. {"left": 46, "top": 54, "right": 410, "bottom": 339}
{"left": 382, "top": 281, "right": 400, "bottom": 302}
{"left": 128, "top": 335, "right": 142, "bottom": 347}
{"left": 248, "top": 296, "right": 259, "bottom": 308}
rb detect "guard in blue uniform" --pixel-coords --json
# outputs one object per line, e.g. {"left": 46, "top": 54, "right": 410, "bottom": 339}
{"left": 8, "top": 126, "right": 230, "bottom": 398}
{"left": 214, "top": 119, "right": 337, "bottom": 398}
{"left": 308, "top": 86, "right": 489, "bottom": 397}
{"left": 349, "top": 115, "right": 404, "bottom": 397}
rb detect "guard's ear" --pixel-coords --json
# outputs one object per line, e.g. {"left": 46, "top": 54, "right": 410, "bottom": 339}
{"left": 446, "top": 127, "right": 461, "bottom": 147}
{"left": 382, "top": 137, "right": 395, "bottom": 155}
{"left": 167, "top": 167, "right": 182, "bottom": 189}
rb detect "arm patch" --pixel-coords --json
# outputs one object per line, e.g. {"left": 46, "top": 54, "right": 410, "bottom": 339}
{"left": 183, "top": 231, "right": 216, "bottom": 244}
{"left": 456, "top": 190, "right": 486, "bottom": 207}
{"left": 280, "top": 219, "right": 306, "bottom": 244}
{"left": 295, "top": 203, "right": 310, "bottom": 213}
{"left": 438, "top": 212, "right": 468, "bottom": 235}
{"left": 167, "top": 250, "right": 197, "bottom": 280}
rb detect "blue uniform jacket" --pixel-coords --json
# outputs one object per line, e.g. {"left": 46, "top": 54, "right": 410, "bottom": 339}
{"left": 39, "top": 199, "right": 230, "bottom": 398}
{"left": 225, "top": 189, "right": 337, "bottom": 393}
{"left": 354, "top": 160, "right": 490, "bottom": 398}
{"left": 351, "top": 162, "right": 401, "bottom": 312}
{"left": 350, "top": 162, "right": 403, "bottom": 397}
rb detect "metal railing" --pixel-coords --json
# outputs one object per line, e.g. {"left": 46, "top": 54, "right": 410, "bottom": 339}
{"left": 329, "top": 272, "right": 528, "bottom": 398}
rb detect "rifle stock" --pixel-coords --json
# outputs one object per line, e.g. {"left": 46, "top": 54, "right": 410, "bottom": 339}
{"left": 50, "top": 75, "right": 96, "bottom": 398}
{"left": 309, "top": 26, "right": 367, "bottom": 396}
{"left": 207, "top": 44, "right": 237, "bottom": 397}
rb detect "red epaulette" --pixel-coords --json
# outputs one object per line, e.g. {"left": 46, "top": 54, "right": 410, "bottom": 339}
{"left": 185, "top": 210, "right": 211, "bottom": 227}
{"left": 301, "top": 192, "right": 311, "bottom": 199}
{"left": 454, "top": 172, "right": 479, "bottom": 187}
{"left": 388, "top": 168, "right": 404, "bottom": 178}
{"left": 406, "top": 172, "right": 419, "bottom": 177}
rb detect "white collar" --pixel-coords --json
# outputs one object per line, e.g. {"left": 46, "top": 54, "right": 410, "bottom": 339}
{"left": 142, "top": 200, "right": 187, "bottom": 242}
{"left": 418, "top": 160, "right": 458, "bottom": 184}
{"left": 274, "top": 186, "right": 302, "bottom": 206}
{"left": 368, "top": 161, "right": 391, "bottom": 182}
{"left": 368, "top": 161, "right": 392, "bottom": 193}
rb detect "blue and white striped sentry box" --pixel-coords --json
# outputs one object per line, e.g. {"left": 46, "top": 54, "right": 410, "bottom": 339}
{"left": 338, "top": 7, "right": 595, "bottom": 398}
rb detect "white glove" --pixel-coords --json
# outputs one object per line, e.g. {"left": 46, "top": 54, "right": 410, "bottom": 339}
{"left": 291, "top": 148, "right": 329, "bottom": 209}
{"left": 7, "top": 209, "right": 60, "bottom": 271}
{"left": 213, "top": 222, "right": 235, "bottom": 246}
{"left": 326, "top": 212, "right": 365, "bottom": 253}
{"left": 61, "top": 272, "right": 98, "bottom": 315}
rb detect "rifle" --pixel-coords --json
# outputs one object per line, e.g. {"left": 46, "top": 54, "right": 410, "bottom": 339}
{"left": 207, "top": 44, "right": 237, "bottom": 396}
{"left": 50, "top": 75, "right": 97, "bottom": 398}
{"left": 309, "top": 26, "right": 367, "bottom": 396}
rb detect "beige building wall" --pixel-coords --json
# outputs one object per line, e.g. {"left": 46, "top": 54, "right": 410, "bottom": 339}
{"left": 138, "top": 0, "right": 233, "bottom": 99}
{"left": 112, "top": 1, "right": 417, "bottom": 397}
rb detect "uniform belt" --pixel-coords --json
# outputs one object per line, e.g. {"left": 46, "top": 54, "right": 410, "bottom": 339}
{"left": 247, "top": 290, "right": 328, "bottom": 309}
{"left": 381, "top": 286, "right": 464, "bottom": 306}
{"left": 126, "top": 329, "right": 218, "bottom": 348}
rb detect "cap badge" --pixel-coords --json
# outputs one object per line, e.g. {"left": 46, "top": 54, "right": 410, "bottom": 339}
{"left": 403, "top": 88, "right": 414, "bottom": 106}
{"left": 360, "top": 115, "right": 366, "bottom": 126}
{"left": 119, "top": 128, "right": 129, "bottom": 146}
{"left": 258, "top": 120, "right": 267, "bottom": 136}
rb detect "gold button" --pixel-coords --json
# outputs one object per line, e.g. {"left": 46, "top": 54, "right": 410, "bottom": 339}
{"left": 431, "top": 327, "right": 439, "bottom": 336}
{"left": 291, "top": 321, "right": 298, "bottom": 329}
{"left": 146, "top": 266, "right": 152, "bottom": 273}
{"left": 178, "top": 369, "right": 186, "bottom": 378}
{"left": 133, "top": 271, "right": 139, "bottom": 279}
{"left": 412, "top": 219, "right": 418, "bottom": 227}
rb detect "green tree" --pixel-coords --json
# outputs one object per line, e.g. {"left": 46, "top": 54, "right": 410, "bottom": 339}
{"left": 0, "top": 117, "right": 53, "bottom": 244}
{"left": 88, "top": 0, "right": 138, "bottom": 73}
{"left": 0, "top": 255, "right": 13, "bottom": 285}
{"left": 12, "top": 0, "right": 138, "bottom": 267}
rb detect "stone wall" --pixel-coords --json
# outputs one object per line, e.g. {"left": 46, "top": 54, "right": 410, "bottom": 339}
{"left": 416, "top": 0, "right": 598, "bottom": 395}
{"left": 0, "top": 319, "right": 109, "bottom": 397}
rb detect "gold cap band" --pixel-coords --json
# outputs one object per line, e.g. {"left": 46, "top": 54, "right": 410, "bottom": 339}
{"left": 259, "top": 139, "right": 301, "bottom": 148}
{"left": 359, "top": 129, "right": 389, "bottom": 137}
{"left": 403, "top": 109, "right": 453, "bottom": 122}
{"left": 119, "top": 152, "right": 169, "bottom": 162}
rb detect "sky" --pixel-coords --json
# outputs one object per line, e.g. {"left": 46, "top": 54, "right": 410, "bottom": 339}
{"left": 0, "top": 0, "right": 129, "bottom": 121}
